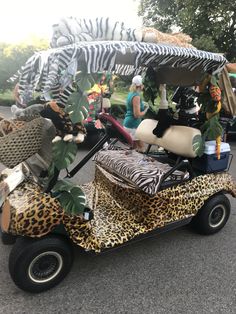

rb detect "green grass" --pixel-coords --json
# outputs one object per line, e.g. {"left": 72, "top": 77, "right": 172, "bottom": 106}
{"left": 110, "top": 90, "right": 128, "bottom": 106}
{"left": 0, "top": 90, "right": 13, "bottom": 100}
{"left": 0, "top": 90, "right": 14, "bottom": 106}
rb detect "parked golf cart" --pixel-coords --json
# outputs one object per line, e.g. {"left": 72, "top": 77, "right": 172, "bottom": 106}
{"left": 0, "top": 40, "right": 236, "bottom": 293}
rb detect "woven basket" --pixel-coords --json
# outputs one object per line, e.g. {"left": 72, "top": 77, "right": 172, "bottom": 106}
{"left": 0, "top": 117, "right": 44, "bottom": 168}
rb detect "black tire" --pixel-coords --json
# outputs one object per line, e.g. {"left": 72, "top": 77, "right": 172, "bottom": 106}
{"left": 1, "top": 231, "right": 16, "bottom": 245}
{"left": 9, "top": 235, "right": 73, "bottom": 293}
{"left": 191, "top": 194, "right": 230, "bottom": 235}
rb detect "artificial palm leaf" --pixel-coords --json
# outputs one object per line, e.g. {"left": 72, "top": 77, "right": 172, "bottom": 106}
{"left": 192, "top": 134, "right": 204, "bottom": 157}
{"left": 52, "top": 141, "right": 77, "bottom": 170}
{"left": 52, "top": 179, "right": 86, "bottom": 215}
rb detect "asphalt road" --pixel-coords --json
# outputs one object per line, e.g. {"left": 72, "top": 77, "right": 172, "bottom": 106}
{"left": 0, "top": 106, "right": 236, "bottom": 314}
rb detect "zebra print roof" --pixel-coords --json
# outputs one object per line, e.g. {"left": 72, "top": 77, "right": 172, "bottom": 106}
{"left": 16, "top": 41, "right": 227, "bottom": 99}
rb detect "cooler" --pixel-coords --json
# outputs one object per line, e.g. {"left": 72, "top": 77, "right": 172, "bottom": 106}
{"left": 192, "top": 141, "right": 231, "bottom": 173}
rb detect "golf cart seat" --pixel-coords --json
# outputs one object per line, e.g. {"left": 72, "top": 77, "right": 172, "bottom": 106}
{"left": 94, "top": 147, "right": 189, "bottom": 195}
{"left": 135, "top": 119, "right": 201, "bottom": 158}
{"left": 94, "top": 115, "right": 193, "bottom": 195}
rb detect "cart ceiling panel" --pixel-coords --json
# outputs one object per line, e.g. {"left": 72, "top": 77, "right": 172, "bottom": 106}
{"left": 17, "top": 41, "right": 227, "bottom": 94}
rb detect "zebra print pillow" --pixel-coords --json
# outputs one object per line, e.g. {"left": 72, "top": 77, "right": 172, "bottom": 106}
{"left": 94, "top": 148, "right": 189, "bottom": 195}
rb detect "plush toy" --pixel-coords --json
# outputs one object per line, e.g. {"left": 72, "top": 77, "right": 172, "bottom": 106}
{"left": 40, "top": 101, "right": 86, "bottom": 144}
{"left": 11, "top": 104, "right": 44, "bottom": 119}
{"left": 50, "top": 17, "right": 194, "bottom": 49}
{"left": 11, "top": 101, "right": 86, "bottom": 144}
{"left": 152, "top": 84, "right": 172, "bottom": 137}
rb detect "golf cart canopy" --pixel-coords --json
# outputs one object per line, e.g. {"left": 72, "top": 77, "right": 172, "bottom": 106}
{"left": 17, "top": 41, "right": 227, "bottom": 98}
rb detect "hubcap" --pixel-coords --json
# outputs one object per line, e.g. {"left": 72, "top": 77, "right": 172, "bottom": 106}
{"left": 28, "top": 251, "right": 63, "bottom": 284}
{"left": 209, "top": 204, "right": 226, "bottom": 228}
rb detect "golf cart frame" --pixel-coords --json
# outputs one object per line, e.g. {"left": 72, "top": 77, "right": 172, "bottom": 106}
{"left": 0, "top": 40, "right": 236, "bottom": 293}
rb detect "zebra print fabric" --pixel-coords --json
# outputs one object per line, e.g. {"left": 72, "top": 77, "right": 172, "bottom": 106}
{"left": 12, "top": 41, "right": 227, "bottom": 104}
{"left": 94, "top": 148, "right": 188, "bottom": 195}
{"left": 51, "top": 17, "right": 142, "bottom": 48}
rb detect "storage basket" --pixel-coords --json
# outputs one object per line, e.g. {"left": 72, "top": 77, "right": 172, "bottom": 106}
{"left": 0, "top": 117, "right": 44, "bottom": 168}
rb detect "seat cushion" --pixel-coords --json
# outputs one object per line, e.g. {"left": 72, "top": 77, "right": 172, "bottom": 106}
{"left": 135, "top": 119, "right": 201, "bottom": 158}
{"left": 94, "top": 148, "right": 189, "bottom": 195}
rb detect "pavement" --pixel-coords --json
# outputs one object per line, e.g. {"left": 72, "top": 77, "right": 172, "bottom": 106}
{"left": 0, "top": 106, "right": 236, "bottom": 314}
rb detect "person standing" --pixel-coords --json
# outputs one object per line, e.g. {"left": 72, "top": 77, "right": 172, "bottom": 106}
{"left": 13, "top": 83, "right": 26, "bottom": 108}
{"left": 123, "top": 75, "right": 148, "bottom": 151}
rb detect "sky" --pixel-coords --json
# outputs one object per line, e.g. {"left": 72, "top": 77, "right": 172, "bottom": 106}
{"left": 0, "top": 0, "right": 142, "bottom": 43}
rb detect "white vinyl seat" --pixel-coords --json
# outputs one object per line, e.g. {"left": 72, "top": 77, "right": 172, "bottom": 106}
{"left": 135, "top": 119, "right": 201, "bottom": 158}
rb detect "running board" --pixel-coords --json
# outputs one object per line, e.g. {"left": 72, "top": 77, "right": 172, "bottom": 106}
{"left": 90, "top": 217, "right": 193, "bottom": 254}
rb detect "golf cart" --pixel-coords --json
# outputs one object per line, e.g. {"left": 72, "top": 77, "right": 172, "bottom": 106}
{"left": 0, "top": 40, "right": 236, "bottom": 293}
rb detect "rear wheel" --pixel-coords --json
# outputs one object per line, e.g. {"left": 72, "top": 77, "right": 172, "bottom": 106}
{"left": 191, "top": 194, "right": 230, "bottom": 235}
{"left": 9, "top": 235, "right": 73, "bottom": 293}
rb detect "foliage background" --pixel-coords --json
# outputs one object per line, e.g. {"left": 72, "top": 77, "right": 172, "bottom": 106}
{"left": 138, "top": 0, "right": 236, "bottom": 62}
{"left": 0, "top": 37, "right": 49, "bottom": 93}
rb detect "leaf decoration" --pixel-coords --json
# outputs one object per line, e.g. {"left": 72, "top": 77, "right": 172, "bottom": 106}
{"left": 52, "top": 141, "right": 77, "bottom": 170}
{"left": 201, "top": 114, "right": 223, "bottom": 140}
{"left": 210, "top": 75, "right": 218, "bottom": 86}
{"left": 52, "top": 179, "right": 86, "bottom": 215}
{"left": 67, "top": 92, "right": 89, "bottom": 123}
{"left": 75, "top": 72, "right": 95, "bottom": 92}
{"left": 192, "top": 134, "right": 204, "bottom": 157}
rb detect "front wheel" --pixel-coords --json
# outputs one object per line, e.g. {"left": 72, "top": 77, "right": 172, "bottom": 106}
{"left": 191, "top": 194, "right": 231, "bottom": 235}
{"left": 9, "top": 235, "right": 73, "bottom": 293}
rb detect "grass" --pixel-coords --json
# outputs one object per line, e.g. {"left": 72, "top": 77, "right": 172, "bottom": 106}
{"left": 0, "top": 90, "right": 14, "bottom": 106}
{"left": 110, "top": 90, "right": 128, "bottom": 106}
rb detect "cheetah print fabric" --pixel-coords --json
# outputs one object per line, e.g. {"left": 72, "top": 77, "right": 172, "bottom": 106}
{"left": 40, "top": 101, "right": 86, "bottom": 137}
{"left": 5, "top": 165, "right": 236, "bottom": 253}
{"left": 63, "top": 165, "right": 236, "bottom": 252}
{"left": 7, "top": 181, "right": 63, "bottom": 237}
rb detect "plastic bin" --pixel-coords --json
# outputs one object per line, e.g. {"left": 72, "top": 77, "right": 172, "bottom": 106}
{"left": 192, "top": 141, "right": 230, "bottom": 173}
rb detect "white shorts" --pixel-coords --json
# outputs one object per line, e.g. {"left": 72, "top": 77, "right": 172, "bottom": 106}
{"left": 124, "top": 127, "right": 138, "bottom": 140}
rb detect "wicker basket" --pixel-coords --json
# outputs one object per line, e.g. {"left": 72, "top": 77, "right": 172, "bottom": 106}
{"left": 0, "top": 117, "right": 44, "bottom": 168}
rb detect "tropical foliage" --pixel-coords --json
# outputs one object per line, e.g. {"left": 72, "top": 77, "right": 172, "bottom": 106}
{"left": 52, "top": 180, "right": 86, "bottom": 215}
{"left": 0, "top": 38, "right": 49, "bottom": 92}
{"left": 138, "top": 0, "right": 236, "bottom": 61}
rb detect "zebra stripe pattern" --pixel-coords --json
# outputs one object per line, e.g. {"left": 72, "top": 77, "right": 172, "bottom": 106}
{"left": 51, "top": 17, "right": 142, "bottom": 48}
{"left": 12, "top": 41, "right": 226, "bottom": 104}
{"left": 94, "top": 148, "right": 188, "bottom": 195}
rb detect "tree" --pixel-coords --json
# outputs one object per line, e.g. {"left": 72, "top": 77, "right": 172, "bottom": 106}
{"left": 0, "top": 38, "right": 49, "bottom": 92}
{"left": 138, "top": 0, "right": 236, "bottom": 61}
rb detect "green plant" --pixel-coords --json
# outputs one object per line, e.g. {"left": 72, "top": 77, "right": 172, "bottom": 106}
{"left": 52, "top": 141, "right": 78, "bottom": 170}
{"left": 192, "top": 134, "right": 204, "bottom": 157}
{"left": 52, "top": 180, "right": 86, "bottom": 215}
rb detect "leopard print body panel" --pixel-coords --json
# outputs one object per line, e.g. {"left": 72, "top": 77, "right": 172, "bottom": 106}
{"left": 5, "top": 165, "right": 236, "bottom": 252}
{"left": 63, "top": 165, "right": 236, "bottom": 252}
{"left": 8, "top": 181, "right": 64, "bottom": 237}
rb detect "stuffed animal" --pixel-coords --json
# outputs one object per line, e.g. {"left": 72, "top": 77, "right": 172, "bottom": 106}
{"left": 40, "top": 101, "right": 87, "bottom": 144}
{"left": 50, "top": 17, "right": 194, "bottom": 49}
{"left": 152, "top": 84, "right": 172, "bottom": 138}
{"left": 11, "top": 101, "right": 86, "bottom": 144}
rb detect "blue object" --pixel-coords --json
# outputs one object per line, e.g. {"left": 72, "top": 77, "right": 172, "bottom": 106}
{"left": 123, "top": 92, "right": 145, "bottom": 128}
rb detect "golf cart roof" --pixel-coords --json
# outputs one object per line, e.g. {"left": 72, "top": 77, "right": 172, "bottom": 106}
{"left": 17, "top": 41, "right": 227, "bottom": 95}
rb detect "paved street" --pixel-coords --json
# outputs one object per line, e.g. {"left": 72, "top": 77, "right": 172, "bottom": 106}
{"left": 0, "top": 106, "right": 236, "bottom": 314}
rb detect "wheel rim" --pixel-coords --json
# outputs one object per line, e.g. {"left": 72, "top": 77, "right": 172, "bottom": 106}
{"left": 28, "top": 251, "right": 63, "bottom": 284}
{"left": 209, "top": 204, "right": 226, "bottom": 228}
